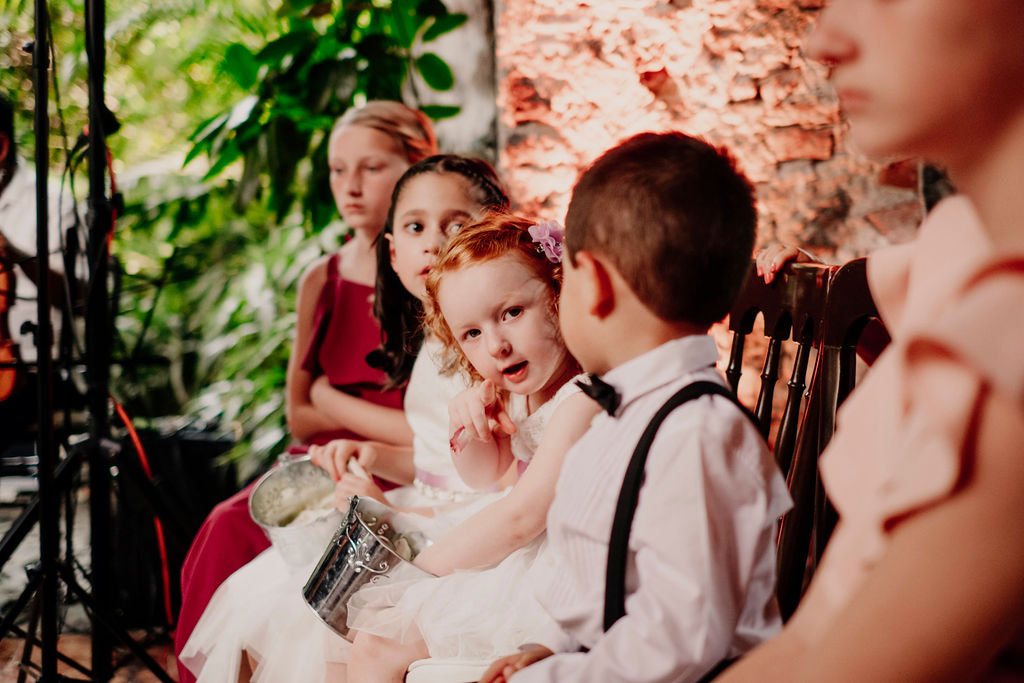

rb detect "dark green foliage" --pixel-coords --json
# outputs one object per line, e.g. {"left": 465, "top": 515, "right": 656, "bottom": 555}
{"left": 0, "top": 0, "right": 466, "bottom": 476}
{"left": 190, "top": 0, "right": 468, "bottom": 230}
{"left": 415, "top": 53, "right": 455, "bottom": 91}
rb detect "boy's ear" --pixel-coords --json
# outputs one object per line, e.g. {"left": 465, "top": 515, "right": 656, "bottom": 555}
{"left": 0, "top": 134, "right": 8, "bottom": 167}
{"left": 573, "top": 250, "right": 615, "bottom": 319}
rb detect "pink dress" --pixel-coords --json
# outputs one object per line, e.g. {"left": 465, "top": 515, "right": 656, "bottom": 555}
{"left": 787, "top": 197, "right": 1024, "bottom": 674}
{"left": 174, "top": 253, "right": 402, "bottom": 681}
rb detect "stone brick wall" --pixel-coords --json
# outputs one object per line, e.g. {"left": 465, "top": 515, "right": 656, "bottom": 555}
{"left": 493, "top": 0, "right": 923, "bottom": 261}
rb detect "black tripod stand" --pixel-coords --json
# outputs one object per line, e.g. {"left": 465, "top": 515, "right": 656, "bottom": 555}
{"left": 0, "top": 1, "right": 176, "bottom": 680}
{"left": 0, "top": 445, "right": 175, "bottom": 683}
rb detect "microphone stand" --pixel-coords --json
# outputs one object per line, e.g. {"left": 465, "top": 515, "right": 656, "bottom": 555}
{"left": 31, "top": 0, "right": 60, "bottom": 677}
{"left": 84, "top": 0, "right": 114, "bottom": 676}
{"left": 79, "top": 0, "right": 174, "bottom": 677}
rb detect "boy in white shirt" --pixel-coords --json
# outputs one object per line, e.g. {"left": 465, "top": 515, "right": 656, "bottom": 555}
{"left": 481, "top": 132, "right": 791, "bottom": 682}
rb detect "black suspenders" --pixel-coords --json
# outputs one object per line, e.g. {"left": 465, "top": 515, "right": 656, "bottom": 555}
{"left": 601, "top": 380, "right": 759, "bottom": 680}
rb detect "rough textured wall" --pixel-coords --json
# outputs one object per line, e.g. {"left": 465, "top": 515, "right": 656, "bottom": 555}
{"left": 494, "top": 0, "right": 923, "bottom": 261}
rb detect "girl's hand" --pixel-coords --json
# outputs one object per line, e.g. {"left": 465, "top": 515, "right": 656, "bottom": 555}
{"left": 448, "top": 380, "right": 517, "bottom": 445}
{"left": 755, "top": 243, "right": 805, "bottom": 284}
{"left": 309, "top": 439, "right": 379, "bottom": 481}
{"left": 478, "top": 647, "right": 554, "bottom": 683}
{"left": 333, "top": 473, "right": 389, "bottom": 508}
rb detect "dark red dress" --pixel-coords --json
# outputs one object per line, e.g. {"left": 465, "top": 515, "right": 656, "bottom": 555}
{"left": 174, "top": 254, "right": 402, "bottom": 679}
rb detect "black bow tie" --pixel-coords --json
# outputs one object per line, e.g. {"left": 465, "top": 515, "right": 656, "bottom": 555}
{"left": 576, "top": 374, "right": 621, "bottom": 416}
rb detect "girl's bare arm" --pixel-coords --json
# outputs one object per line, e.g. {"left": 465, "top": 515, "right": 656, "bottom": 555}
{"left": 415, "top": 394, "right": 599, "bottom": 576}
{"left": 285, "top": 256, "right": 412, "bottom": 446}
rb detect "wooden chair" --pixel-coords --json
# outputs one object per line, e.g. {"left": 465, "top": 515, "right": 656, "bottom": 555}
{"left": 726, "top": 261, "right": 834, "bottom": 477}
{"left": 772, "top": 258, "right": 888, "bottom": 619}
{"left": 725, "top": 258, "right": 889, "bottom": 619}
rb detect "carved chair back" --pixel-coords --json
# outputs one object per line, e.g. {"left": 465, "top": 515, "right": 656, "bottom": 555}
{"left": 727, "top": 258, "right": 888, "bottom": 620}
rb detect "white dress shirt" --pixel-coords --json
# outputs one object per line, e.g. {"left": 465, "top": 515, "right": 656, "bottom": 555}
{"left": 518, "top": 334, "right": 792, "bottom": 682}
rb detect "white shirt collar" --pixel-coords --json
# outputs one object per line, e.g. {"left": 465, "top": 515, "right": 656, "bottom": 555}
{"left": 598, "top": 334, "right": 720, "bottom": 417}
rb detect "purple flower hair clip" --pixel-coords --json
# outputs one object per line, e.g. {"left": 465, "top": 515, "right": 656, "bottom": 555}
{"left": 528, "top": 220, "right": 565, "bottom": 264}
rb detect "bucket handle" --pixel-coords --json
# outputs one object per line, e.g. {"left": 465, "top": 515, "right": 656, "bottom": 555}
{"left": 342, "top": 524, "right": 392, "bottom": 575}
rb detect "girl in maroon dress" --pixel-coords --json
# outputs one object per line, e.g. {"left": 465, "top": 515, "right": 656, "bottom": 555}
{"left": 174, "top": 101, "right": 438, "bottom": 680}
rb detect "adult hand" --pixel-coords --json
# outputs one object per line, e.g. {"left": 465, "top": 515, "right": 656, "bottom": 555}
{"left": 478, "top": 646, "right": 554, "bottom": 683}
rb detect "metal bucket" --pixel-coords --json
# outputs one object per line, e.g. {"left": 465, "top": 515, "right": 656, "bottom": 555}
{"left": 303, "top": 496, "right": 431, "bottom": 641}
{"left": 248, "top": 456, "right": 343, "bottom": 568}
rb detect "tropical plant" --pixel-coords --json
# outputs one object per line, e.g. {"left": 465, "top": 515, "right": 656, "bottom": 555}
{"left": 2, "top": 0, "right": 467, "bottom": 479}
{"left": 187, "top": 0, "right": 465, "bottom": 229}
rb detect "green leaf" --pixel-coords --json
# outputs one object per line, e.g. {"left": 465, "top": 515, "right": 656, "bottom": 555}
{"left": 387, "top": 0, "right": 423, "bottom": 49}
{"left": 420, "top": 104, "right": 461, "bottom": 120}
{"left": 222, "top": 43, "right": 259, "bottom": 89}
{"left": 415, "top": 52, "right": 454, "bottom": 91}
{"left": 256, "top": 30, "right": 315, "bottom": 67}
{"left": 189, "top": 110, "right": 230, "bottom": 144}
{"left": 203, "top": 137, "right": 242, "bottom": 181}
{"left": 185, "top": 110, "right": 231, "bottom": 167}
{"left": 184, "top": 136, "right": 214, "bottom": 167}
{"left": 417, "top": 0, "right": 451, "bottom": 17}
{"left": 307, "top": 36, "right": 346, "bottom": 66}
{"left": 276, "top": 0, "right": 320, "bottom": 20}
{"left": 285, "top": 0, "right": 323, "bottom": 12}
{"left": 422, "top": 13, "right": 468, "bottom": 42}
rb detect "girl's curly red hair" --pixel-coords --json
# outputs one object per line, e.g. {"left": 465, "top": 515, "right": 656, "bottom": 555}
{"left": 424, "top": 211, "right": 564, "bottom": 382}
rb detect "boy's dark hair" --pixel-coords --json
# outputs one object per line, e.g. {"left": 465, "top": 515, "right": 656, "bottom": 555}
{"left": 370, "top": 154, "right": 510, "bottom": 387}
{"left": 564, "top": 131, "right": 756, "bottom": 327}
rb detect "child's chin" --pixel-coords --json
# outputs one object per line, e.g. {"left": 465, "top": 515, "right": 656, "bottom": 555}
{"left": 498, "top": 377, "right": 529, "bottom": 396}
